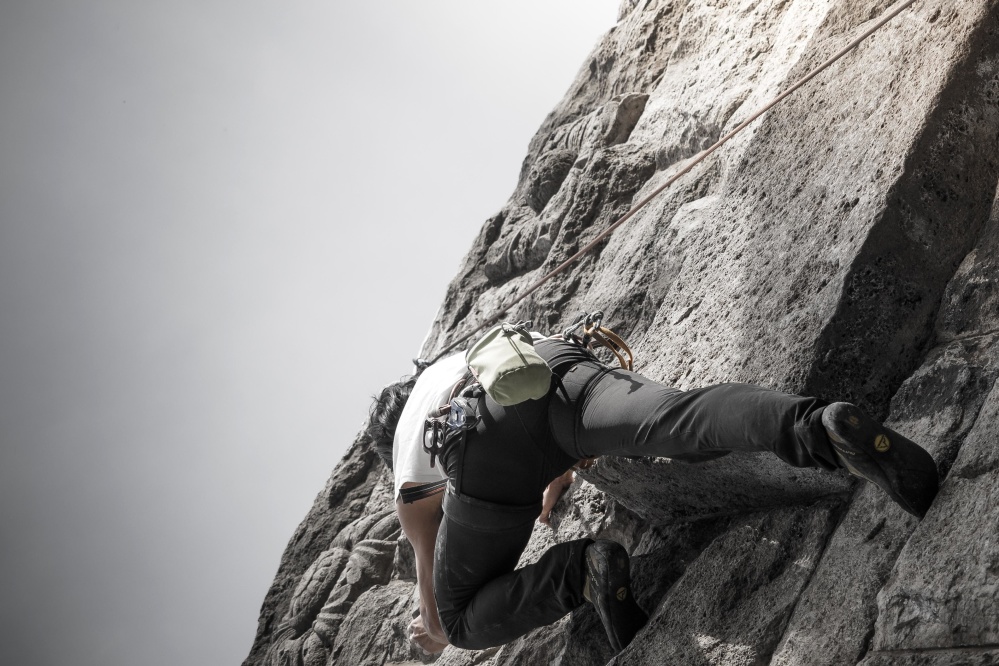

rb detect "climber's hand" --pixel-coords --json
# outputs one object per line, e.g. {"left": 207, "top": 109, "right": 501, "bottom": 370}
{"left": 539, "top": 469, "right": 575, "bottom": 527}
{"left": 409, "top": 615, "right": 449, "bottom": 656}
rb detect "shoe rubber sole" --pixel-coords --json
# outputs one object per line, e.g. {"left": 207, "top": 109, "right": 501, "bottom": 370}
{"left": 821, "top": 402, "right": 939, "bottom": 518}
{"left": 584, "top": 540, "right": 648, "bottom": 653}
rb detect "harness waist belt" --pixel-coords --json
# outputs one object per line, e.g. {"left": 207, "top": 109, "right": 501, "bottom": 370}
{"left": 400, "top": 479, "right": 448, "bottom": 504}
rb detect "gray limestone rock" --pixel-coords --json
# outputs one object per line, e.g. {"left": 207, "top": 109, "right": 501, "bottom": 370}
{"left": 628, "top": 516, "right": 734, "bottom": 619}
{"left": 874, "top": 382, "right": 999, "bottom": 651}
{"left": 331, "top": 508, "right": 400, "bottom": 551}
{"left": 247, "top": 3, "right": 999, "bottom": 665}
{"left": 525, "top": 149, "right": 577, "bottom": 213}
{"left": 483, "top": 206, "right": 553, "bottom": 283}
{"left": 859, "top": 650, "right": 999, "bottom": 666}
{"left": 245, "top": 436, "right": 381, "bottom": 666}
{"left": 771, "top": 326, "right": 999, "bottom": 666}
{"left": 855, "top": 183, "right": 999, "bottom": 658}
{"left": 433, "top": 646, "right": 500, "bottom": 666}
{"left": 936, "top": 194, "right": 999, "bottom": 343}
{"left": 312, "top": 539, "right": 397, "bottom": 646}
{"left": 546, "top": 476, "right": 649, "bottom": 553}
{"left": 582, "top": 451, "right": 852, "bottom": 525}
{"left": 279, "top": 547, "right": 350, "bottom": 638}
{"left": 329, "top": 579, "right": 416, "bottom": 666}
{"left": 614, "top": 502, "right": 842, "bottom": 666}
{"left": 769, "top": 485, "right": 918, "bottom": 666}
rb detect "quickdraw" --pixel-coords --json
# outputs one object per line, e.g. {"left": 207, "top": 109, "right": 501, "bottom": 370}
{"left": 563, "top": 311, "right": 634, "bottom": 371}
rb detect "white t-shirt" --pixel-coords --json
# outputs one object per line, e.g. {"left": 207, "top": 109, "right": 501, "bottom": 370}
{"left": 392, "top": 352, "right": 469, "bottom": 499}
{"left": 391, "top": 332, "right": 549, "bottom": 499}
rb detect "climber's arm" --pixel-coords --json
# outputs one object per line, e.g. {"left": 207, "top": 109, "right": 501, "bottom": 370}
{"left": 397, "top": 484, "right": 449, "bottom": 652}
{"left": 539, "top": 468, "right": 575, "bottom": 526}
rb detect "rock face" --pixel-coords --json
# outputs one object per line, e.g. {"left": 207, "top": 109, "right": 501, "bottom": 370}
{"left": 245, "top": 1, "right": 999, "bottom": 665}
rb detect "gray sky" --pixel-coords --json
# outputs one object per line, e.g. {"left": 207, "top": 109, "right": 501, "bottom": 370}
{"left": 0, "top": 2, "right": 614, "bottom": 664}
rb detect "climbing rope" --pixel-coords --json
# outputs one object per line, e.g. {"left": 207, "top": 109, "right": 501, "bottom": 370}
{"left": 428, "top": 0, "right": 919, "bottom": 364}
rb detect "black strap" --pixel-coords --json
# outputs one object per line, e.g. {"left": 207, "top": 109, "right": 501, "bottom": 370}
{"left": 411, "top": 386, "right": 482, "bottom": 503}
{"left": 452, "top": 427, "right": 468, "bottom": 499}
{"left": 400, "top": 479, "right": 448, "bottom": 504}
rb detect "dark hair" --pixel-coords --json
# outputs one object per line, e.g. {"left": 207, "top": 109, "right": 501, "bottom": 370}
{"left": 366, "top": 376, "right": 417, "bottom": 470}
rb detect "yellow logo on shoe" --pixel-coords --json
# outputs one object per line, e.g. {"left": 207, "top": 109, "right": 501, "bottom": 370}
{"left": 616, "top": 587, "right": 628, "bottom": 601}
{"left": 874, "top": 434, "right": 890, "bottom": 452}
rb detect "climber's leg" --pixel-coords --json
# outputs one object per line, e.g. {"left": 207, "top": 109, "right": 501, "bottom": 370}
{"left": 433, "top": 491, "right": 590, "bottom": 650}
{"left": 553, "top": 362, "right": 837, "bottom": 469}
{"left": 551, "top": 363, "right": 939, "bottom": 517}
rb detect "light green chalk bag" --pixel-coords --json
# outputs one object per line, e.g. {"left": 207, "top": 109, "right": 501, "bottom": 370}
{"left": 465, "top": 322, "right": 553, "bottom": 406}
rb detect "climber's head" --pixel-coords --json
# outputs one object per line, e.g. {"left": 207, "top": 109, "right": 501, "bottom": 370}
{"left": 365, "top": 376, "right": 417, "bottom": 470}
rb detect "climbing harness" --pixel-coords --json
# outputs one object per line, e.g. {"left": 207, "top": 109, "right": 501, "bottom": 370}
{"left": 424, "top": 0, "right": 919, "bottom": 367}
{"left": 401, "top": 314, "right": 634, "bottom": 503}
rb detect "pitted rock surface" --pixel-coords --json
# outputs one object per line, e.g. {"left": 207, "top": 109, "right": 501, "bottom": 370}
{"left": 859, "top": 651, "right": 999, "bottom": 666}
{"left": 615, "top": 502, "right": 842, "bottom": 666}
{"left": 246, "top": 3, "right": 999, "bottom": 665}
{"left": 279, "top": 547, "right": 350, "bottom": 638}
{"left": 329, "top": 579, "right": 417, "bottom": 666}
{"left": 874, "top": 382, "right": 999, "bottom": 651}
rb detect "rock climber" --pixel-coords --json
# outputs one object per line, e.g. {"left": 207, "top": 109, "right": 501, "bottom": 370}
{"left": 364, "top": 332, "right": 939, "bottom": 656}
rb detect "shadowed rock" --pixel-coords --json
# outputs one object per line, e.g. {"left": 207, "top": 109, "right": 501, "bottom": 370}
{"left": 859, "top": 651, "right": 999, "bottom": 666}
{"left": 614, "top": 502, "right": 843, "bottom": 666}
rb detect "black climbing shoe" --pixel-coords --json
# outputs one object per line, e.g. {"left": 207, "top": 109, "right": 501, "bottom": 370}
{"left": 584, "top": 539, "right": 648, "bottom": 653}
{"left": 822, "top": 402, "right": 939, "bottom": 518}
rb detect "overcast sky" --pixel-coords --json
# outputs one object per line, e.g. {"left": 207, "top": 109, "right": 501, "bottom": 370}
{"left": 0, "top": 2, "right": 614, "bottom": 665}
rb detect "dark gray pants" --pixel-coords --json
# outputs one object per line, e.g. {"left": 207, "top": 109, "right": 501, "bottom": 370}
{"left": 554, "top": 360, "right": 836, "bottom": 469}
{"left": 434, "top": 347, "right": 834, "bottom": 649}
